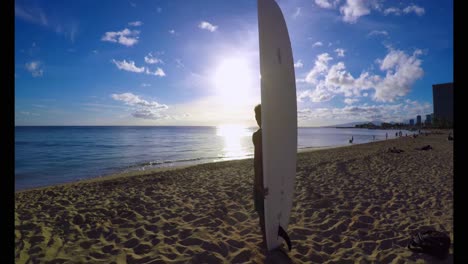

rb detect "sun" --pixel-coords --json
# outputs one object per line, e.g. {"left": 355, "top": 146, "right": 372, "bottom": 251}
{"left": 212, "top": 57, "right": 255, "bottom": 107}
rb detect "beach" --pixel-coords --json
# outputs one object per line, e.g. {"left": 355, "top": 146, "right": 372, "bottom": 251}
{"left": 15, "top": 132, "right": 453, "bottom": 263}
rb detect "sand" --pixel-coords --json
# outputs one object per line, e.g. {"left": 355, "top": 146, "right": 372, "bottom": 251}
{"left": 15, "top": 131, "right": 453, "bottom": 263}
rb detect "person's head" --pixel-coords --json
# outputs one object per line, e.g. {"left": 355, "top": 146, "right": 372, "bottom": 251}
{"left": 254, "top": 104, "right": 261, "bottom": 127}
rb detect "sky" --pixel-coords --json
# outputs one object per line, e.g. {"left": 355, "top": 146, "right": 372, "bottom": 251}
{"left": 15, "top": 0, "right": 453, "bottom": 127}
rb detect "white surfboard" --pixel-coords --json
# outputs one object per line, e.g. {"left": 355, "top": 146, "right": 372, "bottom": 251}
{"left": 257, "top": 0, "right": 297, "bottom": 251}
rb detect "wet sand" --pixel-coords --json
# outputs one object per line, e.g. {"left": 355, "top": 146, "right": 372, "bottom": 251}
{"left": 15, "top": 131, "right": 453, "bottom": 263}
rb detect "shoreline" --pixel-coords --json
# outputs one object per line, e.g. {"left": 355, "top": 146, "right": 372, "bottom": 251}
{"left": 16, "top": 138, "right": 399, "bottom": 194}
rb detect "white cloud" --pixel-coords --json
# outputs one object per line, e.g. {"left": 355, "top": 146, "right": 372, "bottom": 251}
{"left": 340, "top": 0, "right": 371, "bottom": 23}
{"left": 315, "top": 0, "right": 340, "bottom": 9}
{"left": 198, "top": 21, "right": 218, "bottom": 32}
{"left": 111, "top": 93, "right": 167, "bottom": 109}
{"left": 368, "top": 30, "right": 388, "bottom": 37}
{"left": 157, "top": 7, "right": 162, "bottom": 13}
{"left": 169, "top": 29, "right": 176, "bottom": 34}
{"left": 128, "top": 21, "right": 143, "bottom": 26}
{"left": 293, "top": 7, "right": 302, "bottom": 18}
{"left": 384, "top": 5, "right": 425, "bottom": 16}
{"left": 334, "top": 48, "right": 345, "bottom": 57}
{"left": 92, "top": 50, "right": 98, "bottom": 54}
{"left": 101, "top": 28, "right": 140, "bottom": 47}
{"left": 111, "top": 92, "right": 169, "bottom": 120}
{"left": 373, "top": 49, "right": 424, "bottom": 102}
{"left": 300, "top": 48, "right": 424, "bottom": 103}
{"left": 144, "top": 53, "right": 163, "bottom": 64}
{"left": 146, "top": 67, "right": 166, "bottom": 77}
{"left": 112, "top": 59, "right": 145, "bottom": 73}
{"left": 403, "top": 4, "right": 425, "bottom": 16}
{"left": 141, "top": 83, "right": 151, "bottom": 87}
{"left": 383, "top": 7, "right": 401, "bottom": 16}
{"left": 25, "top": 61, "right": 43, "bottom": 77}
{"left": 294, "top": 59, "right": 304, "bottom": 68}
{"left": 312, "top": 41, "right": 323, "bottom": 47}
{"left": 305, "top": 53, "right": 333, "bottom": 84}
{"left": 298, "top": 100, "right": 432, "bottom": 124}
{"left": 344, "top": 98, "right": 359, "bottom": 104}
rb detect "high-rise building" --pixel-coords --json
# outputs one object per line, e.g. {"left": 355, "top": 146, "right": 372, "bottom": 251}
{"left": 416, "top": 115, "right": 421, "bottom": 126}
{"left": 409, "top": 119, "right": 414, "bottom": 126}
{"left": 432, "top": 83, "right": 454, "bottom": 124}
{"left": 425, "top": 114, "right": 432, "bottom": 125}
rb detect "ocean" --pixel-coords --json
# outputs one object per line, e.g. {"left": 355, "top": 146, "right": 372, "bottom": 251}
{"left": 15, "top": 126, "right": 410, "bottom": 191}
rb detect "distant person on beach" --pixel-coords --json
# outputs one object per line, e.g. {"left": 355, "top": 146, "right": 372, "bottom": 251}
{"left": 252, "top": 104, "right": 267, "bottom": 246}
{"left": 349, "top": 136, "right": 353, "bottom": 143}
{"left": 373, "top": 135, "right": 375, "bottom": 141}
{"left": 395, "top": 132, "right": 398, "bottom": 137}
{"left": 386, "top": 133, "right": 388, "bottom": 140}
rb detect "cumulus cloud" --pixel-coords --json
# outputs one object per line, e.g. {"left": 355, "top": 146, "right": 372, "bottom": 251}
{"left": 344, "top": 98, "right": 359, "bottom": 104}
{"left": 141, "top": 83, "right": 151, "bottom": 87}
{"left": 383, "top": 7, "right": 401, "bottom": 16}
{"left": 384, "top": 5, "right": 425, "bottom": 16}
{"left": 300, "top": 48, "right": 424, "bottom": 103}
{"left": 334, "top": 48, "right": 345, "bottom": 57}
{"left": 340, "top": 0, "right": 371, "bottom": 23}
{"left": 368, "top": 30, "right": 388, "bottom": 37}
{"left": 146, "top": 67, "right": 166, "bottom": 77}
{"left": 294, "top": 60, "right": 304, "bottom": 68}
{"left": 144, "top": 53, "right": 163, "bottom": 64}
{"left": 373, "top": 49, "right": 424, "bottom": 101}
{"left": 112, "top": 59, "right": 145, "bottom": 73}
{"left": 128, "top": 21, "right": 143, "bottom": 26}
{"left": 312, "top": 41, "right": 323, "bottom": 47}
{"left": 305, "top": 53, "right": 333, "bottom": 84}
{"left": 403, "top": 4, "right": 425, "bottom": 16}
{"left": 25, "top": 61, "right": 43, "bottom": 77}
{"left": 169, "top": 29, "right": 176, "bottom": 34}
{"left": 198, "top": 21, "right": 218, "bottom": 32}
{"left": 101, "top": 28, "right": 140, "bottom": 46}
{"left": 315, "top": 0, "right": 340, "bottom": 9}
{"left": 111, "top": 92, "right": 168, "bottom": 120}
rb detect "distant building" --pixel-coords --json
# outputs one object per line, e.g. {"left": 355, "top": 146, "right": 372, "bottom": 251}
{"left": 409, "top": 119, "right": 414, "bottom": 126}
{"left": 425, "top": 114, "right": 432, "bottom": 125}
{"left": 416, "top": 115, "right": 421, "bottom": 126}
{"left": 432, "top": 83, "right": 454, "bottom": 124}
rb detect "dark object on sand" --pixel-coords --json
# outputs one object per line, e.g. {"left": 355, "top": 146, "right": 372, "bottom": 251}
{"left": 448, "top": 133, "right": 453, "bottom": 141}
{"left": 388, "top": 147, "right": 404, "bottom": 153}
{"left": 408, "top": 230, "right": 450, "bottom": 260}
{"left": 416, "top": 145, "right": 433, "bottom": 151}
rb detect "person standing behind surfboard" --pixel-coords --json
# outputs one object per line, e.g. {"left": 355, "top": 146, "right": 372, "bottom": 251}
{"left": 252, "top": 104, "right": 268, "bottom": 247}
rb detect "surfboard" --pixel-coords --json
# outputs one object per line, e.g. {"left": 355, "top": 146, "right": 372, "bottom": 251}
{"left": 257, "top": 0, "right": 297, "bottom": 251}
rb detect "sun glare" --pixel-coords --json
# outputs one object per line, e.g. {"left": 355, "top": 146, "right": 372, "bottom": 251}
{"left": 213, "top": 58, "right": 254, "bottom": 108}
{"left": 216, "top": 124, "right": 251, "bottom": 160}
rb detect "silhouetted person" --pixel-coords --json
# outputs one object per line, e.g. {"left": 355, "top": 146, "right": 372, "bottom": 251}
{"left": 349, "top": 136, "right": 354, "bottom": 143}
{"left": 386, "top": 133, "right": 388, "bottom": 140}
{"left": 252, "top": 104, "right": 268, "bottom": 247}
{"left": 373, "top": 135, "right": 376, "bottom": 141}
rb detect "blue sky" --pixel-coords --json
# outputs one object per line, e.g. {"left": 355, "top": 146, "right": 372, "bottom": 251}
{"left": 15, "top": 0, "right": 453, "bottom": 126}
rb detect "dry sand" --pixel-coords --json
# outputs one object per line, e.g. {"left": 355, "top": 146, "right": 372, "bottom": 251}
{"left": 15, "top": 132, "right": 453, "bottom": 263}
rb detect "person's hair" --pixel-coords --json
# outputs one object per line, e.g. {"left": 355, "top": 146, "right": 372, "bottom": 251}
{"left": 254, "top": 104, "right": 261, "bottom": 115}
